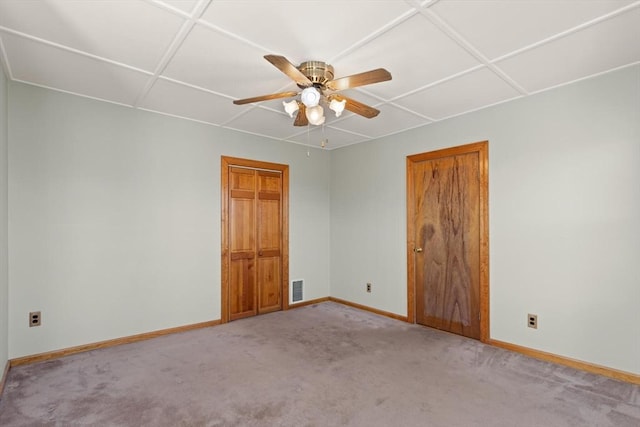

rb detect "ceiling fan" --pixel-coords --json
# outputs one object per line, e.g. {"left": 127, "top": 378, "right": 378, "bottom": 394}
{"left": 233, "top": 55, "right": 392, "bottom": 126}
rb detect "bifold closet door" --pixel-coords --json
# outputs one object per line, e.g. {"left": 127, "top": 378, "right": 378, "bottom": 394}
{"left": 228, "top": 166, "right": 282, "bottom": 321}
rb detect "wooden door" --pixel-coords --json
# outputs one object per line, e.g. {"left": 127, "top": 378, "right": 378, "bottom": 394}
{"left": 228, "top": 166, "right": 258, "bottom": 320}
{"left": 256, "top": 170, "right": 283, "bottom": 314}
{"left": 222, "top": 157, "right": 289, "bottom": 323}
{"left": 407, "top": 142, "right": 489, "bottom": 341}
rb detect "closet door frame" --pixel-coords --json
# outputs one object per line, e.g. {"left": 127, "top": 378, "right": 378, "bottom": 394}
{"left": 221, "top": 156, "right": 289, "bottom": 323}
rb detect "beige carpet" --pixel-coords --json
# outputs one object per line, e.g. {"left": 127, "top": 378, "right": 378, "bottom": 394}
{"left": 0, "top": 302, "right": 638, "bottom": 426}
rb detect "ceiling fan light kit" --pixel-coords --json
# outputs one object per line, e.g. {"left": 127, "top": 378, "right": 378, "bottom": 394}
{"left": 233, "top": 54, "right": 392, "bottom": 128}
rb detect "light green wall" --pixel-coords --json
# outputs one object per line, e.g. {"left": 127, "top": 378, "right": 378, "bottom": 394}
{"left": 5, "top": 65, "right": 639, "bottom": 376}
{"left": 7, "top": 82, "right": 330, "bottom": 358}
{"left": 330, "top": 65, "right": 640, "bottom": 375}
{"left": 0, "top": 64, "right": 8, "bottom": 371}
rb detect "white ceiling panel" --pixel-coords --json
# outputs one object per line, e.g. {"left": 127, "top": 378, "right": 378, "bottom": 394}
{"left": 0, "top": 0, "right": 185, "bottom": 71}
{"left": 2, "top": 32, "right": 150, "bottom": 106}
{"left": 431, "top": 0, "right": 635, "bottom": 60}
{"left": 287, "top": 126, "right": 368, "bottom": 149}
{"left": 338, "top": 14, "right": 482, "bottom": 100}
{"left": 224, "top": 106, "right": 302, "bottom": 140}
{"left": 334, "top": 103, "right": 430, "bottom": 138}
{"left": 139, "top": 77, "right": 241, "bottom": 125}
{"left": 395, "top": 67, "right": 522, "bottom": 120}
{"left": 1, "top": 1, "right": 638, "bottom": 149}
{"left": 162, "top": 25, "right": 291, "bottom": 97}
{"left": 497, "top": 7, "right": 640, "bottom": 93}
{"left": 199, "top": 1, "right": 414, "bottom": 61}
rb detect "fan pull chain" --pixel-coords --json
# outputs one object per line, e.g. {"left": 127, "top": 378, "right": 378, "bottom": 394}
{"left": 321, "top": 123, "right": 327, "bottom": 149}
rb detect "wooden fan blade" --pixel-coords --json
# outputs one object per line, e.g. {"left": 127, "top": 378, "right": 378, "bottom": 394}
{"left": 233, "top": 91, "right": 298, "bottom": 105}
{"left": 293, "top": 103, "right": 308, "bottom": 126}
{"left": 329, "top": 94, "right": 380, "bottom": 118}
{"left": 264, "top": 54, "right": 313, "bottom": 87}
{"left": 326, "top": 68, "right": 391, "bottom": 91}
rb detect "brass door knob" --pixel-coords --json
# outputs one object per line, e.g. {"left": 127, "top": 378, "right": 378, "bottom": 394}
{"left": 414, "top": 247, "right": 423, "bottom": 253}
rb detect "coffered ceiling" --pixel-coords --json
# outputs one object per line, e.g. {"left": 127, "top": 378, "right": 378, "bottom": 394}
{"left": 1, "top": 0, "right": 638, "bottom": 149}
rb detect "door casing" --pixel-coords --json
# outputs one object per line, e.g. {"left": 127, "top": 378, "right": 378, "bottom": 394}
{"left": 406, "top": 141, "right": 490, "bottom": 342}
{"left": 221, "top": 156, "right": 289, "bottom": 323}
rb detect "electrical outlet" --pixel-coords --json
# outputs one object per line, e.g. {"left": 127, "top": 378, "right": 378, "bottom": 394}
{"left": 29, "top": 311, "right": 41, "bottom": 327}
{"left": 527, "top": 313, "right": 537, "bottom": 329}
{"left": 366, "top": 283, "right": 372, "bottom": 293}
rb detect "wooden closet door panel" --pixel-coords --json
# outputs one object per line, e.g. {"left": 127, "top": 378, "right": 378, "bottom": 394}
{"left": 229, "top": 167, "right": 257, "bottom": 319}
{"left": 257, "top": 171, "right": 282, "bottom": 313}
{"left": 258, "top": 198, "right": 280, "bottom": 252}
{"left": 230, "top": 197, "right": 254, "bottom": 252}
{"left": 257, "top": 257, "right": 281, "bottom": 313}
{"left": 229, "top": 256, "right": 255, "bottom": 320}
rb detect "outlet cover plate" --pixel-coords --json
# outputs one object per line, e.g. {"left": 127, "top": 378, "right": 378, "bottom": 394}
{"left": 527, "top": 313, "right": 537, "bottom": 329}
{"left": 29, "top": 311, "right": 41, "bottom": 327}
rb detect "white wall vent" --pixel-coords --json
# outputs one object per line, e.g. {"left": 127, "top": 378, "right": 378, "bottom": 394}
{"left": 292, "top": 280, "right": 303, "bottom": 302}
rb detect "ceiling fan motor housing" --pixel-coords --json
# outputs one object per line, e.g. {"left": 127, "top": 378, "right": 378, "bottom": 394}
{"left": 298, "top": 61, "right": 334, "bottom": 88}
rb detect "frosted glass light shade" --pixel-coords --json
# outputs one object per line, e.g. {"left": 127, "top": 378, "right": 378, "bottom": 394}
{"left": 283, "top": 100, "right": 299, "bottom": 118}
{"left": 305, "top": 105, "right": 325, "bottom": 125}
{"left": 300, "top": 87, "right": 321, "bottom": 107}
{"left": 329, "top": 98, "right": 346, "bottom": 117}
